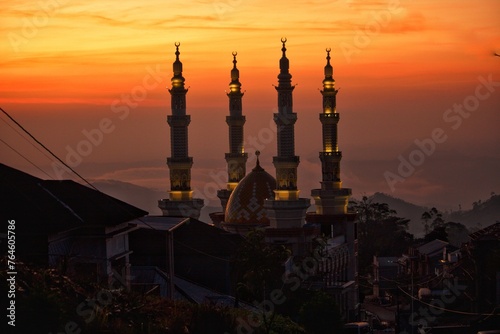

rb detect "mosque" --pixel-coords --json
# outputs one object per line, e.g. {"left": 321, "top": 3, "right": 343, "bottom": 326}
{"left": 158, "top": 39, "right": 359, "bottom": 319}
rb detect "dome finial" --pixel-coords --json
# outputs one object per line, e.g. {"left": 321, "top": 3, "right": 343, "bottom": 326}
{"left": 253, "top": 150, "right": 263, "bottom": 171}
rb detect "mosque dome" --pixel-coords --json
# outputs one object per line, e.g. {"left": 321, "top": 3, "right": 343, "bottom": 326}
{"left": 224, "top": 152, "right": 276, "bottom": 226}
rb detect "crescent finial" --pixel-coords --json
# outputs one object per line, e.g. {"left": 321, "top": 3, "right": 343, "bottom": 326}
{"left": 326, "top": 47, "right": 331, "bottom": 53}
{"left": 281, "top": 37, "right": 287, "bottom": 43}
{"left": 174, "top": 42, "right": 180, "bottom": 47}
{"left": 232, "top": 51, "right": 237, "bottom": 57}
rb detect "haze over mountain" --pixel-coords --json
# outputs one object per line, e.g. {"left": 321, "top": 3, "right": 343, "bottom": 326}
{"left": 91, "top": 179, "right": 164, "bottom": 216}
{"left": 92, "top": 180, "right": 499, "bottom": 238}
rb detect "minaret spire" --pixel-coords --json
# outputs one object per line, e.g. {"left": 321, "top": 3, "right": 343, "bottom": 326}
{"left": 278, "top": 37, "right": 292, "bottom": 87}
{"left": 159, "top": 42, "right": 204, "bottom": 218}
{"left": 216, "top": 51, "right": 248, "bottom": 212}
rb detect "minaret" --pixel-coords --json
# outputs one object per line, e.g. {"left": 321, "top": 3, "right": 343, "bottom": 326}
{"left": 310, "top": 48, "right": 352, "bottom": 215}
{"left": 158, "top": 42, "right": 204, "bottom": 219}
{"left": 273, "top": 37, "right": 299, "bottom": 200}
{"left": 264, "top": 38, "right": 310, "bottom": 233}
{"left": 217, "top": 52, "right": 248, "bottom": 212}
{"left": 307, "top": 49, "right": 357, "bottom": 317}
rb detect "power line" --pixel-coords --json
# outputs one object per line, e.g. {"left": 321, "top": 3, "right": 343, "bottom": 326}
{"left": 0, "top": 114, "right": 57, "bottom": 167}
{"left": 0, "top": 106, "right": 160, "bottom": 232}
{"left": 397, "top": 285, "right": 499, "bottom": 316}
{"left": 0, "top": 138, "right": 54, "bottom": 180}
{"left": 0, "top": 106, "right": 97, "bottom": 191}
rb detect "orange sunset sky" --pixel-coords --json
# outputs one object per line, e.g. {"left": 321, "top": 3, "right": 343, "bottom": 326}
{"left": 1, "top": 0, "right": 499, "bottom": 215}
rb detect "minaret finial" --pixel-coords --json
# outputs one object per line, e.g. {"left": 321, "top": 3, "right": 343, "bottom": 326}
{"left": 173, "top": 42, "right": 183, "bottom": 79}
{"left": 175, "top": 42, "right": 180, "bottom": 60}
{"left": 278, "top": 37, "right": 291, "bottom": 84}
{"left": 281, "top": 37, "right": 287, "bottom": 55}
{"left": 324, "top": 47, "right": 333, "bottom": 78}
{"left": 232, "top": 51, "right": 238, "bottom": 68}
{"left": 229, "top": 51, "right": 241, "bottom": 92}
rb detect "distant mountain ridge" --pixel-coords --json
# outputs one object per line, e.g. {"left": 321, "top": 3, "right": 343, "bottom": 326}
{"left": 353, "top": 192, "right": 500, "bottom": 237}
{"left": 446, "top": 194, "right": 500, "bottom": 231}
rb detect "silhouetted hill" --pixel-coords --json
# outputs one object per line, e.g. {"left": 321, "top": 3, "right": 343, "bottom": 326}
{"left": 446, "top": 194, "right": 500, "bottom": 232}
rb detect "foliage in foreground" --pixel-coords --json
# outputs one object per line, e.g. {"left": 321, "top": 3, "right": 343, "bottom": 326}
{"left": 1, "top": 257, "right": 305, "bottom": 333}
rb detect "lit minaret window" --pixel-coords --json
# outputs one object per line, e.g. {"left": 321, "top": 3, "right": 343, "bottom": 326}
{"left": 159, "top": 42, "right": 203, "bottom": 218}
{"left": 272, "top": 37, "right": 300, "bottom": 201}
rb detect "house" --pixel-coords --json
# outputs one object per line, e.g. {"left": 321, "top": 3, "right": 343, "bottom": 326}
{"left": 129, "top": 216, "right": 244, "bottom": 297}
{"left": 399, "top": 239, "right": 453, "bottom": 278}
{"left": 458, "top": 222, "right": 500, "bottom": 314}
{"left": 0, "top": 163, "right": 147, "bottom": 287}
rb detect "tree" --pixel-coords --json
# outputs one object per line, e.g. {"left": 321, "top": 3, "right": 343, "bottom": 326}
{"left": 421, "top": 207, "right": 444, "bottom": 235}
{"left": 421, "top": 211, "right": 432, "bottom": 235}
{"left": 424, "top": 221, "right": 469, "bottom": 246}
{"left": 351, "top": 197, "right": 414, "bottom": 286}
{"left": 235, "top": 230, "right": 291, "bottom": 303}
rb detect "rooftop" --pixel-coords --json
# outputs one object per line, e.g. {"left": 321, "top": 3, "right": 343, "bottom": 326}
{"left": 0, "top": 163, "right": 148, "bottom": 234}
{"left": 418, "top": 239, "right": 448, "bottom": 256}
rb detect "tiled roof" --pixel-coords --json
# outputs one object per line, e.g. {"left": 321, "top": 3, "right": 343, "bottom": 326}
{"left": 469, "top": 222, "right": 500, "bottom": 240}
